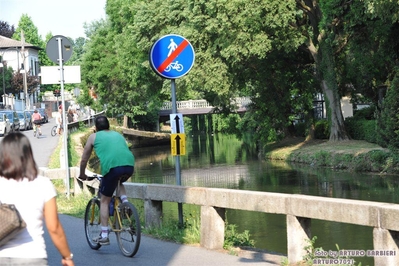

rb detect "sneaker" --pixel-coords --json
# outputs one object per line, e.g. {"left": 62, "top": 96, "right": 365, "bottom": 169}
{"left": 39, "top": 132, "right": 42, "bottom": 136}
{"left": 93, "top": 235, "right": 110, "bottom": 245}
{"left": 33, "top": 131, "right": 36, "bottom": 137}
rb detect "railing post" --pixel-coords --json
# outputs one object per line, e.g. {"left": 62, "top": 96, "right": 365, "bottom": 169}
{"left": 200, "top": 206, "right": 225, "bottom": 250}
{"left": 373, "top": 228, "right": 399, "bottom": 265}
{"left": 144, "top": 199, "right": 163, "bottom": 228}
{"left": 287, "top": 215, "right": 311, "bottom": 264}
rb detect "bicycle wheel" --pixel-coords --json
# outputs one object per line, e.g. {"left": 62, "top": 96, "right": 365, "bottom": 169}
{"left": 84, "top": 198, "right": 102, "bottom": 250}
{"left": 115, "top": 201, "right": 141, "bottom": 257}
{"left": 51, "top": 126, "right": 57, "bottom": 136}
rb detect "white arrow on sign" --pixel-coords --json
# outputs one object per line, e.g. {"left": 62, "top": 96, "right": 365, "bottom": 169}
{"left": 170, "top": 113, "right": 184, "bottom": 134}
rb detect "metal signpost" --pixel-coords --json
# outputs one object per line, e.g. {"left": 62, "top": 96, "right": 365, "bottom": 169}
{"left": 45, "top": 35, "right": 73, "bottom": 198}
{"left": 150, "top": 34, "right": 195, "bottom": 225}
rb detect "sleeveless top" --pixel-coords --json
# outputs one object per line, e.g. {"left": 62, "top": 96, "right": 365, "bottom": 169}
{"left": 94, "top": 130, "right": 135, "bottom": 176}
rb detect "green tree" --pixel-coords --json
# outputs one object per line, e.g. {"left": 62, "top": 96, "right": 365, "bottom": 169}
{"left": 377, "top": 68, "right": 399, "bottom": 152}
{"left": 80, "top": 0, "right": 399, "bottom": 142}
{"left": 12, "top": 14, "right": 44, "bottom": 48}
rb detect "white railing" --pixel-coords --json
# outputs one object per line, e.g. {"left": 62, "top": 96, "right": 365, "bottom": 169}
{"left": 161, "top": 97, "right": 251, "bottom": 110}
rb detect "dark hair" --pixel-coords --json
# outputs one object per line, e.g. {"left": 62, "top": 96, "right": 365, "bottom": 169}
{"left": 95, "top": 116, "right": 110, "bottom": 131}
{"left": 0, "top": 132, "right": 38, "bottom": 181}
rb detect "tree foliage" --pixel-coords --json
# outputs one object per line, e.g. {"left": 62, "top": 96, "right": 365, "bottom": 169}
{"left": 0, "top": 21, "right": 15, "bottom": 38}
{"left": 377, "top": 69, "right": 399, "bottom": 152}
{"left": 12, "top": 14, "right": 44, "bottom": 48}
{"left": 74, "top": 0, "right": 399, "bottom": 144}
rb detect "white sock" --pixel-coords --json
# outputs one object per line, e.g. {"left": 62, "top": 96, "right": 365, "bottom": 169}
{"left": 101, "top": 226, "right": 108, "bottom": 238}
{"left": 120, "top": 195, "right": 128, "bottom": 203}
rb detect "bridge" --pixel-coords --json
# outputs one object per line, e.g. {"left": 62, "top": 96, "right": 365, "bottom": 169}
{"left": 42, "top": 167, "right": 399, "bottom": 265}
{"left": 158, "top": 97, "right": 251, "bottom": 117}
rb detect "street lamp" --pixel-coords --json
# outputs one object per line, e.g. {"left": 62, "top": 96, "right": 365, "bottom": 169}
{"left": 0, "top": 62, "right": 5, "bottom": 107}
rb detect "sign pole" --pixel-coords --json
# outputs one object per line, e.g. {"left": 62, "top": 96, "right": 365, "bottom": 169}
{"left": 57, "top": 37, "right": 71, "bottom": 199}
{"left": 171, "top": 79, "right": 183, "bottom": 226}
{"left": 150, "top": 34, "right": 194, "bottom": 227}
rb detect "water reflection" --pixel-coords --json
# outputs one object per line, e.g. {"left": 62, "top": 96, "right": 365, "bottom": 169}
{"left": 127, "top": 133, "right": 398, "bottom": 265}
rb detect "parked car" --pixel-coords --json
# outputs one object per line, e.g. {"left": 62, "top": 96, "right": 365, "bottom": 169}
{"left": 17, "top": 111, "right": 30, "bottom": 131}
{"left": 0, "top": 112, "right": 11, "bottom": 136}
{"left": 0, "top": 110, "right": 20, "bottom": 132}
{"left": 37, "top": 108, "right": 49, "bottom": 123}
{"left": 24, "top": 111, "right": 33, "bottom": 130}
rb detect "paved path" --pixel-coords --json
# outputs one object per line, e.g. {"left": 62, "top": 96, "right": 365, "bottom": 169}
{"left": 44, "top": 215, "right": 283, "bottom": 266}
{"left": 17, "top": 120, "right": 285, "bottom": 265}
{"left": 25, "top": 118, "right": 60, "bottom": 168}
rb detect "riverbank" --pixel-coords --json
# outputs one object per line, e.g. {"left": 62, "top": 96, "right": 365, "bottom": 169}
{"left": 262, "top": 137, "right": 395, "bottom": 174}
{"left": 54, "top": 130, "right": 396, "bottom": 175}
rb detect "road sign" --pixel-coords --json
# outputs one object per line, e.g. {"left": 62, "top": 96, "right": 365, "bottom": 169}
{"left": 40, "top": 66, "right": 81, "bottom": 84}
{"left": 170, "top": 113, "right": 184, "bottom": 134}
{"left": 171, "top": 133, "right": 186, "bottom": 156}
{"left": 46, "top": 35, "right": 73, "bottom": 64}
{"left": 150, "top": 34, "right": 195, "bottom": 79}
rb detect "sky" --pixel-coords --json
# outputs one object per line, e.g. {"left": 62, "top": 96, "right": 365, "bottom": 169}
{"left": 0, "top": 0, "right": 107, "bottom": 40}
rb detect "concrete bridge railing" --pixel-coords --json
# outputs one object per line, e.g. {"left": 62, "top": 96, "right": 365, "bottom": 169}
{"left": 41, "top": 167, "right": 399, "bottom": 265}
{"left": 160, "top": 97, "right": 251, "bottom": 110}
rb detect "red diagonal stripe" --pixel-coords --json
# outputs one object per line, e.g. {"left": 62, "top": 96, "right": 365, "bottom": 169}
{"left": 157, "top": 39, "right": 189, "bottom": 72}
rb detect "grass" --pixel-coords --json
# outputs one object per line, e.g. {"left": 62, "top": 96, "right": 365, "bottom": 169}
{"left": 263, "top": 138, "right": 397, "bottom": 173}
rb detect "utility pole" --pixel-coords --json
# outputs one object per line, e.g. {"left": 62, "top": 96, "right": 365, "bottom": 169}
{"left": 21, "top": 31, "right": 29, "bottom": 110}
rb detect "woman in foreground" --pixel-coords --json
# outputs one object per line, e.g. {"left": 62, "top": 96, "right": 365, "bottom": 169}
{"left": 0, "top": 133, "right": 74, "bottom": 266}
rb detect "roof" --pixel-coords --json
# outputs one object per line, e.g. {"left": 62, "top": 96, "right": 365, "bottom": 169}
{"left": 0, "top": 35, "right": 42, "bottom": 50}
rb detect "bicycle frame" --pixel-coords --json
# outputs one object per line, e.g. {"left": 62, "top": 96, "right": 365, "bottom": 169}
{"left": 84, "top": 174, "right": 141, "bottom": 257}
{"left": 88, "top": 181, "right": 124, "bottom": 233}
{"left": 33, "top": 123, "right": 40, "bottom": 130}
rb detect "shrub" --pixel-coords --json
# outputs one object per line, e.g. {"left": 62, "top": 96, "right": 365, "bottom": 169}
{"left": 353, "top": 105, "right": 376, "bottom": 120}
{"left": 314, "top": 120, "right": 329, "bottom": 139}
{"left": 344, "top": 118, "right": 377, "bottom": 143}
{"left": 294, "top": 122, "right": 307, "bottom": 137}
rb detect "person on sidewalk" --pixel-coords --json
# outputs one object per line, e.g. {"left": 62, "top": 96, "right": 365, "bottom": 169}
{"left": 79, "top": 115, "right": 135, "bottom": 245}
{"left": 55, "top": 108, "right": 63, "bottom": 135}
{"left": 0, "top": 133, "right": 74, "bottom": 266}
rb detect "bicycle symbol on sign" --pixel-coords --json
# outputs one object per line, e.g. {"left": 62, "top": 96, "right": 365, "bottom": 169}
{"left": 165, "top": 61, "right": 184, "bottom": 72}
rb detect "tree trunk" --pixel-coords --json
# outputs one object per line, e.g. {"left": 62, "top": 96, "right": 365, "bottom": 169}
{"left": 301, "top": 1, "right": 350, "bottom": 142}
{"left": 316, "top": 39, "right": 350, "bottom": 141}
{"left": 321, "top": 80, "right": 350, "bottom": 141}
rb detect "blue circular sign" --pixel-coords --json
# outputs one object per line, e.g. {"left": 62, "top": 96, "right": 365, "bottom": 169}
{"left": 150, "top": 34, "right": 195, "bottom": 79}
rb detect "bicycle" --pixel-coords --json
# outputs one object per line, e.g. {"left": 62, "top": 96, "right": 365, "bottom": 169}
{"left": 83, "top": 174, "right": 141, "bottom": 257}
{"left": 165, "top": 61, "right": 183, "bottom": 72}
{"left": 51, "top": 125, "right": 57, "bottom": 136}
{"left": 51, "top": 125, "right": 63, "bottom": 136}
{"left": 32, "top": 122, "right": 41, "bottom": 138}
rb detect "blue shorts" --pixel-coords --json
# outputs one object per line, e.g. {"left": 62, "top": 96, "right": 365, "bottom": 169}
{"left": 100, "top": 165, "right": 134, "bottom": 197}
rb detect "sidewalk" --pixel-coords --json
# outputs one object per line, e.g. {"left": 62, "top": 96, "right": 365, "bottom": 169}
{"left": 44, "top": 215, "right": 284, "bottom": 265}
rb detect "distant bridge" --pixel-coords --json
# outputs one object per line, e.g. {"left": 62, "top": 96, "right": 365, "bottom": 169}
{"left": 158, "top": 97, "right": 251, "bottom": 117}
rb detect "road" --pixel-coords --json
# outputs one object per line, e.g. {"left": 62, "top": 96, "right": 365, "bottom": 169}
{"left": 25, "top": 118, "right": 60, "bottom": 168}
{"left": 0, "top": 118, "right": 59, "bottom": 167}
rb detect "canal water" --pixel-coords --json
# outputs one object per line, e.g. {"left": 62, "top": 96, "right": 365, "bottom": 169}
{"left": 128, "top": 133, "right": 399, "bottom": 265}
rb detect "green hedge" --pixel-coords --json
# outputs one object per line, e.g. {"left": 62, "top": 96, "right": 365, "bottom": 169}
{"left": 344, "top": 117, "right": 377, "bottom": 143}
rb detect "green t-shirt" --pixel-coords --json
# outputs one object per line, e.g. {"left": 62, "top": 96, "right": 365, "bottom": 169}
{"left": 94, "top": 130, "right": 135, "bottom": 176}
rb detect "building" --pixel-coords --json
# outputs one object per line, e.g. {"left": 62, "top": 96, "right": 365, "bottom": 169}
{"left": 0, "top": 34, "right": 41, "bottom": 110}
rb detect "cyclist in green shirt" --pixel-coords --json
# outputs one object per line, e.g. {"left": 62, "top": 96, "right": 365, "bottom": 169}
{"left": 79, "top": 116, "right": 135, "bottom": 245}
